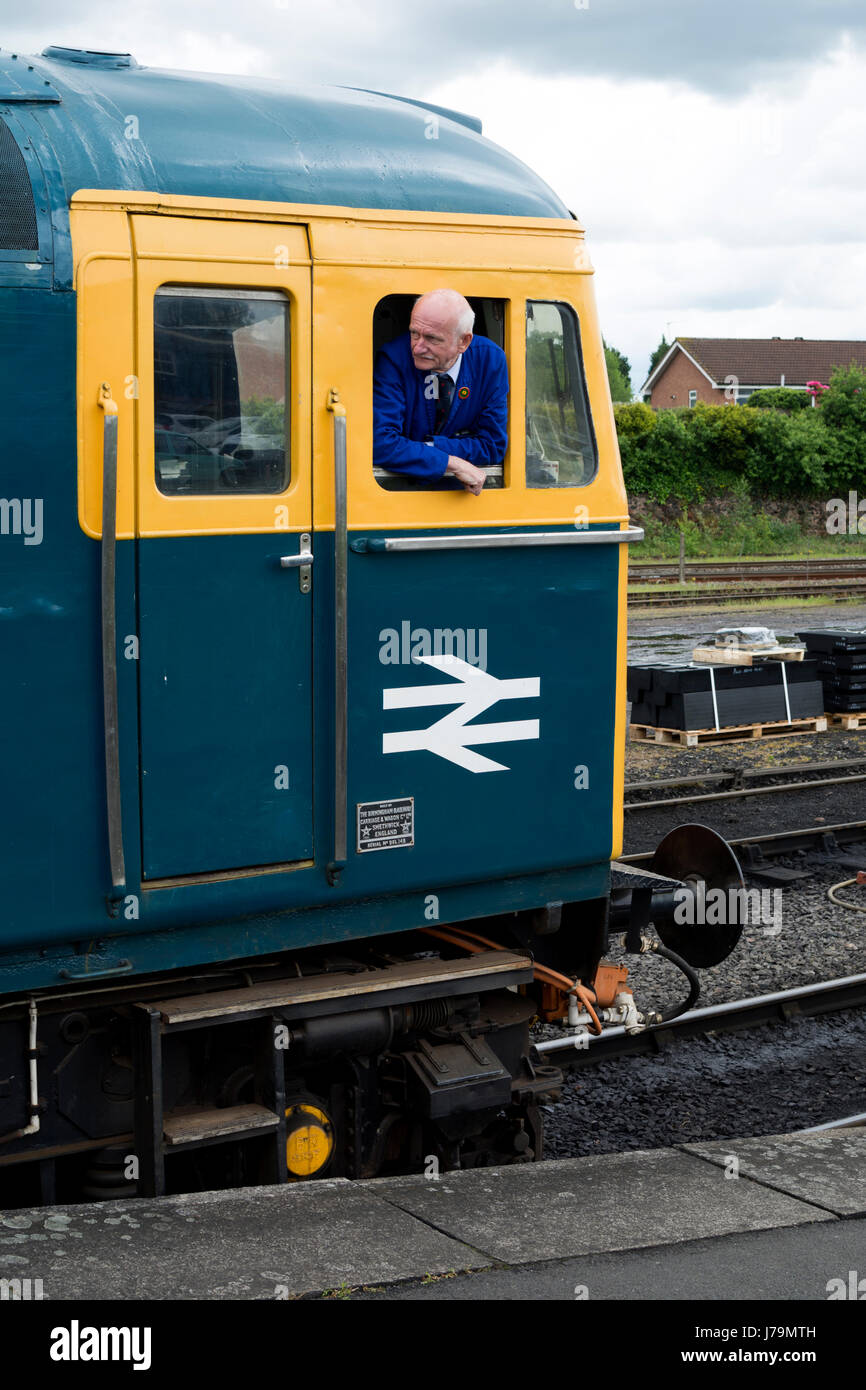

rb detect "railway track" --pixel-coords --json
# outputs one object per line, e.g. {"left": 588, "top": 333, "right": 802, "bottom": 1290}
{"left": 628, "top": 580, "right": 866, "bottom": 608}
{"left": 631, "top": 558, "right": 866, "bottom": 584}
{"left": 619, "top": 817, "right": 866, "bottom": 866}
{"left": 800, "top": 1110, "right": 866, "bottom": 1132}
{"left": 536, "top": 970, "right": 866, "bottom": 1070}
{"left": 623, "top": 757, "right": 866, "bottom": 813}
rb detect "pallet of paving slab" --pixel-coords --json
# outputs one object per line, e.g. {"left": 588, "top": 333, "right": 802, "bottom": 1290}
{"left": 827, "top": 711, "right": 866, "bottom": 730}
{"left": 629, "top": 716, "right": 829, "bottom": 748}
{"left": 691, "top": 645, "right": 805, "bottom": 665}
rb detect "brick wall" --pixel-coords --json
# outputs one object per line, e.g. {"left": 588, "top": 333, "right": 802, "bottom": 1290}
{"left": 649, "top": 348, "right": 727, "bottom": 408}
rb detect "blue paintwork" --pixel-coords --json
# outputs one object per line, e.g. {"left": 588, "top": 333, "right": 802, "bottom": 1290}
{"left": 0, "top": 861, "right": 611, "bottom": 994}
{"left": 138, "top": 534, "right": 314, "bottom": 877}
{"left": 0, "top": 53, "right": 622, "bottom": 999}
{"left": 0, "top": 505, "right": 618, "bottom": 990}
{"left": 0, "top": 47, "right": 570, "bottom": 220}
{"left": 0, "top": 289, "right": 110, "bottom": 950}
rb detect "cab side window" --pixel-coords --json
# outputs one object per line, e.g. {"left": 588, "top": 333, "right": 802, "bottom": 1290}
{"left": 372, "top": 294, "right": 508, "bottom": 492}
{"left": 154, "top": 288, "right": 289, "bottom": 495}
{"left": 525, "top": 301, "right": 597, "bottom": 488}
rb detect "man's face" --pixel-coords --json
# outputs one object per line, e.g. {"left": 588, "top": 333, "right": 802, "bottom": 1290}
{"left": 409, "top": 302, "right": 472, "bottom": 372}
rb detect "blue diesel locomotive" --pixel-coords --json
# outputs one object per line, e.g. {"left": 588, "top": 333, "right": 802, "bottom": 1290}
{"left": 0, "top": 46, "right": 740, "bottom": 1202}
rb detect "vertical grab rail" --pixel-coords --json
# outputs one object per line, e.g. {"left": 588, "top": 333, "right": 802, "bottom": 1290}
{"left": 98, "top": 383, "right": 126, "bottom": 897}
{"left": 327, "top": 389, "right": 348, "bottom": 886}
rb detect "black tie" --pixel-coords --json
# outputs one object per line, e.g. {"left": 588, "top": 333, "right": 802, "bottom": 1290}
{"left": 433, "top": 373, "right": 455, "bottom": 433}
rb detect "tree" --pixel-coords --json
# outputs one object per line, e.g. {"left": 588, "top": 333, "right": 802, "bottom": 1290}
{"left": 648, "top": 333, "right": 671, "bottom": 375}
{"left": 816, "top": 363, "right": 866, "bottom": 489}
{"left": 818, "top": 363, "right": 866, "bottom": 430}
{"left": 604, "top": 339, "right": 632, "bottom": 402}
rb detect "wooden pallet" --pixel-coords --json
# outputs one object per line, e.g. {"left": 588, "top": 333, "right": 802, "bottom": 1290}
{"left": 828, "top": 712, "right": 866, "bottom": 730}
{"left": 691, "top": 645, "right": 805, "bottom": 665}
{"left": 630, "top": 716, "right": 828, "bottom": 748}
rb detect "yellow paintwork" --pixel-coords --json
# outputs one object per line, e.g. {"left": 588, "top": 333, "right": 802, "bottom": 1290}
{"left": 71, "top": 190, "right": 629, "bottom": 538}
{"left": 131, "top": 216, "right": 311, "bottom": 539}
{"left": 70, "top": 189, "right": 632, "bottom": 844}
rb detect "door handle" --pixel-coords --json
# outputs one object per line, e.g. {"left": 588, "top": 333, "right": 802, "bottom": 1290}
{"left": 280, "top": 534, "right": 313, "bottom": 593}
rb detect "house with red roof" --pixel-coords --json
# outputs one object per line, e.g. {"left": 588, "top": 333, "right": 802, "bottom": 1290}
{"left": 640, "top": 337, "right": 866, "bottom": 407}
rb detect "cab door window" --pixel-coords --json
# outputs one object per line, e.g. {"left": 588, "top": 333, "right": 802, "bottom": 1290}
{"left": 525, "top": 300, "right": 597, "bottom": 488}
{"left": 154, "top": 287, "right": 289, "bottom": 495}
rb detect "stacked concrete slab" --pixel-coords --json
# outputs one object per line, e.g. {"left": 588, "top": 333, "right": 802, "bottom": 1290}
{"left": 798, "top": 630, "right": 866, "bottom": 713}
{"left": 628, "top": 661, "right": 825, "bottom": 731}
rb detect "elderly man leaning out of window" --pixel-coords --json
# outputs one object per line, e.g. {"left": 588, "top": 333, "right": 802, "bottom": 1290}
{"left": 373, "top": 288, "right": 509, "bottom": 496}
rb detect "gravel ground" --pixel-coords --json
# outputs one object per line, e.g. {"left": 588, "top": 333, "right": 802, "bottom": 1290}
{"left": 540, "top": 844, "right": 866, "bottom": 1153}
{"left": 543, "top": 1011, "right": 866, "bottom": 1158}
{"left": 540, "top": 598, "right": 866, "bottom": 1158}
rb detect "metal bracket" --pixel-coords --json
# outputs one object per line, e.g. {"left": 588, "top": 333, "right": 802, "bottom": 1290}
{"left": 280, "top": 533, "right": 313, "bottom": 593}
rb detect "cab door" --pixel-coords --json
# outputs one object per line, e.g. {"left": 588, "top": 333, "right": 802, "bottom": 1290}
{"left": 131, "top": 216, "right": 313, "bottom": 879}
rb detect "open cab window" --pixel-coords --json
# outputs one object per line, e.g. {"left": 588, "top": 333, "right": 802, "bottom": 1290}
{"left": 372, "top": 293, "right": 508, "bottom": 492}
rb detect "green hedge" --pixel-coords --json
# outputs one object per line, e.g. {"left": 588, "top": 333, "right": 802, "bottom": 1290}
{"left": 745, "top": 387, "right": 811, "bottom": 411}
{"left": 615, "top": 365, "right": 866, "bottom": 502}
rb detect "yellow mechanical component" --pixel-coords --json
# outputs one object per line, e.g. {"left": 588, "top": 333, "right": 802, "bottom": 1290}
{"left": 285, "top": 1103, "right": 335, "bottom": 1178}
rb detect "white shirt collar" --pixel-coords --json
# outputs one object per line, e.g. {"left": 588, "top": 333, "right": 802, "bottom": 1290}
{"left": 443, "top": 353, "right": 462, "bottom": 383}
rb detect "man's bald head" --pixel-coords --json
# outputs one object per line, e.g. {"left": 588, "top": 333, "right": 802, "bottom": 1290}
{"left": 409, "top": 289, "right": 475, "bottom": 372}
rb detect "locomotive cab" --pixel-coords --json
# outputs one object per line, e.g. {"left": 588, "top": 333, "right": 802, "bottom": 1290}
{"left": 0, "top": 49, "right": 667, "bottom": 1202}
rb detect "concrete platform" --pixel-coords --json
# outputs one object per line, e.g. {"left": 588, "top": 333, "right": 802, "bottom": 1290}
{"left": 1, "top": 1131, "right": 863, "bottom": 1300}
{"left": 684, "top": 1131, "right": 866, "bottom": 1216}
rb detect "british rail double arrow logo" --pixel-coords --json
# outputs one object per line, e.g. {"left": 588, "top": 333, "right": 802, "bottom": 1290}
{"left": 382, "top": 655, "right": 540, "bottom": 773}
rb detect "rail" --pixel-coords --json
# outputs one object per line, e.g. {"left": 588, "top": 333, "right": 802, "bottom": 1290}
{"left": 535, "top": 970, "right": 866, "bottom": 1066}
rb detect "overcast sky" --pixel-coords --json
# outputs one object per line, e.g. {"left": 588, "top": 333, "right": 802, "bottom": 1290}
{"left": 5, "top": 0, "right": 866, "bottom": 389}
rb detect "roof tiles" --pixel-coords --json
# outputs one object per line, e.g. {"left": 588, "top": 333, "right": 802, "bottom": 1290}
{"left": 678, "top": 337, "right": 866, "bottom": 387}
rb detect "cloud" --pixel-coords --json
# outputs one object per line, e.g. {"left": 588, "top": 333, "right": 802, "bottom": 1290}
{"left": 7, "top": 0, "right": 866, "bottom": 96}
{"left": 428, "top": 44, "right": 866, "bottom": 385}
{"left": 6, "top": 1, "right": 865, "bottom": 387}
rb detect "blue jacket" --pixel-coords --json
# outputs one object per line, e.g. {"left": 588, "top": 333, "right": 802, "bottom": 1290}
{"left": 373, "top": 332, "right": 509, "bottom": 479}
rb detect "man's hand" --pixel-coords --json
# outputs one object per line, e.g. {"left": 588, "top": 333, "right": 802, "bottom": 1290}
{"left": 445, "top": 456, "right": 486, "bottom": 495}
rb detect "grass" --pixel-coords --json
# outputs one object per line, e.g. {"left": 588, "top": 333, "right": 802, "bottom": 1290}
{"left": 634, "top": 516, "right": 866, "bottom": 561}
{"left": 636, "top": 544, "right": 866, "bottom": 561}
